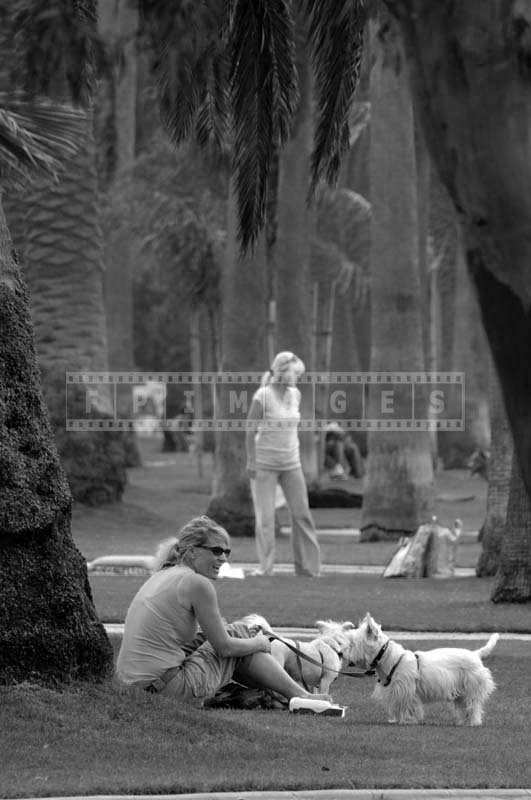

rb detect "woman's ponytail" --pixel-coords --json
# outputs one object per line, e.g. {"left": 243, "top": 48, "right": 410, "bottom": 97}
{"left": 260, "top": 368, "right": 273, "bottom": 387}
{"left": 152, "top": 536, "right": 180, "bottom": 571}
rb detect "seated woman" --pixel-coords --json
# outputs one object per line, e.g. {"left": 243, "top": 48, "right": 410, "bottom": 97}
{"left": 115, "top": 515, "right": 332, "bottom": 707}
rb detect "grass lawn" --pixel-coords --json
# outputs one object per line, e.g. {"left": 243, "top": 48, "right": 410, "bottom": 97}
{"left": 3, "top": 437, "right": 529, "bottom": 796}
{"left": 1, "top": 638, "right": 529, "bottom": 798}
{"left": 92, "top": 573, "right": 531, "bottom": 632}
{"left": 81, "top": 438, "right": 527, "bottom": 633}
{"left": 73, "top": 435, "right": 487, "bottom": 570}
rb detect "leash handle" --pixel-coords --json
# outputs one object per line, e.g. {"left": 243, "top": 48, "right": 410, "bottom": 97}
{"left": 266, "top": 632, "right": 374, "bottom": 678}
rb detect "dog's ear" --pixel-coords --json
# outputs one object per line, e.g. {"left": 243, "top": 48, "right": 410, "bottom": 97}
{"left": 365, "top": 614, "right": 380, "bottom": 638}
{"left": 341, "top": 621, "right": 356, "bottom": 631}
{"left": 315, "top": 620, "right": 327, "bottom": 632}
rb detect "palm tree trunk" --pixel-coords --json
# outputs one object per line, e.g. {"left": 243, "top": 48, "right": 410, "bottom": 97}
{"left": 275, "top": 32, "right": 318, "bottom": 482}
{"left": 476, "top": 361, "right": 513, "bottom": 577}
{"left": 0, "top": 194, "right": 112, "bottom": 682}
{"left": 97, "top": 0, "right": 142, "bottom": 469}
{"left": 451, "top": 235, "right": 490, "bottom": 459}
{"left": 491, "top": 451, "right": 531, "bottom": 603}
{"left": 15, "top": 119, "right": 127, "bottom": 505}
{"left": 390, "top": 1, "right": 531, "bottom": 599}
{"left": 190, "top": 307, "right": 204, "bottom": 478}
{"left": 206, "top": 184, "right": 268, "bottom": 536}
{"left": 98, "top": 0, "right": 138, "bottom": 371}
{"left": 360, "top": 7, "right": 434, "bottom": 541}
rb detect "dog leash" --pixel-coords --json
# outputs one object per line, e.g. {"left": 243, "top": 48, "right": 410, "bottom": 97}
{"left": 266, "top": 632, "right": 375, "bottom": 678}
{"left": 294, "top": 640, "right": 316, "bottom": 691}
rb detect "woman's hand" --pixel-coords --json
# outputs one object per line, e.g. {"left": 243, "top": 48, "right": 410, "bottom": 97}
{"left": 253, "top": 632, "right": 272, "bottom": 653}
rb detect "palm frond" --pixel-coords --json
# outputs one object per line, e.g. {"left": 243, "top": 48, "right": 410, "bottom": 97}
{"left": 310, "top": 236, "right": 369, "bottom": 306}
{"left": 230, "top": 0, "right": 298, "bottom": 250}
{"left": 0, "top": 94, "right": 86, "bottom": 188}
{"left": 349, "top": 100, "right": 370, "bottom": 147}
{"left": 140, "top": 0, "right": 227, "bottom": 146}
{"left": 304, "top": 0, "right": 367, "bottom": 196}
{"left": 315, "top": 186, "right": 371, "bottom": 299}
{"left": 195, "top": 45, "right": 231, "bottom": 154}
{"left": 9, "top": 0, "right": 101, "bottom": 106}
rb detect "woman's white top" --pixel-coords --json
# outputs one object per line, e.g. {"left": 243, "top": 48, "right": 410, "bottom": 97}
{"left": 253, "top": 384, "right": 301, "bottom": 470}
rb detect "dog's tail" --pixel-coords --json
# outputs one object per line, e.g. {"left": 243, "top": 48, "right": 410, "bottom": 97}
{"left": 476, "top": 633, "right": 499, "bottom": 660}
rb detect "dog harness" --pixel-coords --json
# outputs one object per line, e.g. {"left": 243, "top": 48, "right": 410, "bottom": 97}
{"left": 379, "top": 654, "right": 405, "bottom": 687}
{"left": 294, "top": 640, "right": 324, "bottom": 692}
{"left": 372, "top": 639, "right": 420, "bottom": 687}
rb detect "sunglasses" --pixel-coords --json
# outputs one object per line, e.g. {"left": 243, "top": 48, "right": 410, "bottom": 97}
{"left": 197, "top": 545, "right": 231, "bottom": 558}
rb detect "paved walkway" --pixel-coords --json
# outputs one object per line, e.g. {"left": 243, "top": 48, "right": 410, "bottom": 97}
{"left": 87, "top": 558, "right": 476, "bottom": 577}
{"left": 13, "top": 789, "right": 531, "bottom": 799}
{"left": 232, "top": 562, "right": 476, "bottom": 576}
{"left": 104, "top": 623, "right": 531, "bottom": 642}
{"left": 280, "top": 526, "right": 480, "bottom": 541}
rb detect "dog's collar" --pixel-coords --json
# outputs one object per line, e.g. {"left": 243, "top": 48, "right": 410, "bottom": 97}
{"left": 369, "top": 639, "right": 390, "bottom": 670}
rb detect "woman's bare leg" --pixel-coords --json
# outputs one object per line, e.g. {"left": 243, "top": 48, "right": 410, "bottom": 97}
{"left": 238, "top": 652, "right": 332, "bottom": 701}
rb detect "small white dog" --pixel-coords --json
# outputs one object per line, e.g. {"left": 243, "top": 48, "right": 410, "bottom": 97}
{"left": 346, "top": 613, "right": 499, "bottom": 726}
{"left": 240, "top": 614, "right": 353, "bottom": 694}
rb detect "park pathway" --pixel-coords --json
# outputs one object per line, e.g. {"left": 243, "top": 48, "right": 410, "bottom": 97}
{"left": 11, "top": 788, "right": 531, "bottom": 799}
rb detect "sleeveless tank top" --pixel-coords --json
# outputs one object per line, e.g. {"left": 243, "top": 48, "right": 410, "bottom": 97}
{"left": 116, "top": 564, "right": 199, "bottom": 684}
{"left": 253, "top": 384, "right": 301, "bottom": 470}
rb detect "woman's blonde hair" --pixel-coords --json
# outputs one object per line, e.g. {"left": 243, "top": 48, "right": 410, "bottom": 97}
{"left": 152, "top": 515, "right": 229, "bottom": 570}
{"left": 260, "top": 351, "right": 305, "bottom": 387}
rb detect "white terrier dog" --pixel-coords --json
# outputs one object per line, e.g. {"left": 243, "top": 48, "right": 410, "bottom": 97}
{"left": 346, "top": 613, "right": 499, "bottom": 726}
{"left": 240, "top": 614, "right": 353, "bottom": 694}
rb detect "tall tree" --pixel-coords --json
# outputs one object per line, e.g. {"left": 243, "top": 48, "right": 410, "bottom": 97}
{"left": 5, "top": 1, "right": 127, "bottom": 504}
{"left": 275, "top": 24, "right": 318, "bottom": 481}
{"left": 491, "top": 451, "right": 531, "bottom": 603}
{"left": 360, "top": 8, "right": 434, "bottom": 540}
{"left": 98, "top": 0, "right": 139, "bottom": 372}
{"left": 476, "top": 360, "right": 513, "bottom": 578}
{"left": 387, "top": 0, "right": 531, "bottom": 597}
{"left": 0, "top": 93, "right": 112, "bottom": 682}
{"left": 206, "top": 184, "right": 268, "bottom": 536}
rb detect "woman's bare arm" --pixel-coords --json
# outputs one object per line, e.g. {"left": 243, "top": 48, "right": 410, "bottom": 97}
{"left": 186, "top": 574, "right": 270, "bottom": 657}
{"left": 246, "top": 396, "right": 263, "bottom": 477}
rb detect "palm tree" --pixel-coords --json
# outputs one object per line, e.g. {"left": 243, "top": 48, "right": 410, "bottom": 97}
{"left": 0, "top": 94, "right": 112, "bottom": 681}
{"left": 206, "top": 183, "right": 269, "bottom": 536}
{"left": 387, "top": 0, "right": 531, "bottom": 598}
{"left": 360, "top": 8, "right": 434, "bottom": 539}
{"left": 5, "top": 1, "right": 127, "bottom": 504}
{"left": 142, "top": 0, "right": 366, "bottom": 530}
{"left": 274, "top": 27, "right": 319, "bottom": 482}
{"left": 476, "top": 360, "right": 512, "bottom": 578}
{"left": 491, "top": 452, "right": 531, "bottom": 603}
{"left": 98, "top": 0, "right": 138, "bottom": 373}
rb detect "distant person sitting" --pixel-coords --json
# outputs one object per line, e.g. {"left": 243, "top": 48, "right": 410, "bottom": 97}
{"left": 162, "top": 407, "right": 194, "bottom": 453}
{"left": 324, "top": 423, "right": 348, "bottom": 479}
{"left": 324, "top": 423, "right": 364, "bottom": 480}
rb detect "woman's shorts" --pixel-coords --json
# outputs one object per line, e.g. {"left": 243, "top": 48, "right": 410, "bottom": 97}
{"left": 160, "top": 621, "right": 253, "bottom": 704}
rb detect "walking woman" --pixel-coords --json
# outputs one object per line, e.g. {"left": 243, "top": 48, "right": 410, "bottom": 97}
{"left": 246, "top": 351, "right": 321, "bottom": 577}
{"left": 115, "top": 516, "right": 329, "bottom": 705}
